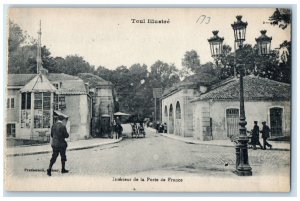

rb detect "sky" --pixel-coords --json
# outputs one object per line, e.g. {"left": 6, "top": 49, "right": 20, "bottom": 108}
{"left": 8, "top": 8, "right": 291, "bottom": 70}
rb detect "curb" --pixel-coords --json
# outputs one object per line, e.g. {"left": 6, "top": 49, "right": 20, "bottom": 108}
{"left": 161, "top": 134, "right": 290, "bottom": 151}
{"left": 6, "top": 137, "right": 123, "bottom": 157}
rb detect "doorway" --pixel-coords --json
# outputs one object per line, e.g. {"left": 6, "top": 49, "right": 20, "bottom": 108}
{"left": 270, "top": 107, "right": 283, "bottom": 137}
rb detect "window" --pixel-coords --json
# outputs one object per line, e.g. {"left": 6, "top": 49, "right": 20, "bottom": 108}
{"left": 34, "top": 92, "right": 52, "bottom": 129}
{"left": 53, "top": 94, "right": 66, "bottom": 110}
{"left": 21, "top": 93, "right": 32, "bottom": 128}
{"left": 176, "top": 102, "right": 181, "bottom": 119}
{"left": 164, "top": 106, "right": 168, "bottom": 117}
{"left": 270, "top": 107, "right": 283, "bottom": 136}
{"left": 7, "top": 124, "right": 16, "bottom": 137}
{"left": 21, "top": 93, "right": 31, "bottom": 110}
{"left": 53, "top": 83, "right": 59, "bottom": 89}
{"left": 226, "top": 108, "right": 239, "bottom": 137}
{"left": 7, "top": 97, "right": 15, "bottom": 109}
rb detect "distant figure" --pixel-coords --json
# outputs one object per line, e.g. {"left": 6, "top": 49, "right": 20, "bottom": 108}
{"left": 47, "top": 115, "right": 69, "bottom": 176}
{"left": 158, "top": 123, "right": 164, "bottom": 133}
{"left": 260, "top": 121, "right": 272, "bottom": 150}
{"left": 156, "top": 121, "right": 160, "bottom": 133}
{"left": 163, "top": 123, "right": 167, "bottom": 133}
{"left": 115, "top": 117, "right": 123, "bottom": 139}
{"left": 251, "top": 121, "right": 263, "bottom": 150}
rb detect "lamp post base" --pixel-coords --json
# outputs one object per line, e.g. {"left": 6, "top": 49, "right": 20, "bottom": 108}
{"left": 234, "top": 136, "right": 252, "bottom": 176}
{"left": 233, "top": 169, "right": 252, "bottom": 176}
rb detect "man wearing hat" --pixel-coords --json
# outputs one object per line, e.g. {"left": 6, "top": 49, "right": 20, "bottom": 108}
{"left": 260, "top": 121, "right": 272, "bottom": 150}
{"left": 251, "top": 121, "right": 263, "bottom": 150}
{"left": 47, "top": 115, "right": 69, "bottom": 176}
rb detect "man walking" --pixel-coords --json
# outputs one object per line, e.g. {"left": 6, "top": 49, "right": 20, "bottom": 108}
{"left": 251, "top": 121, "right": 263, "bottom": 150}
{"left": 47, "top": 115, "right": 69, "bottom": 176}
{"left": 260, "top": 121, "right": 272, "bottom": 150}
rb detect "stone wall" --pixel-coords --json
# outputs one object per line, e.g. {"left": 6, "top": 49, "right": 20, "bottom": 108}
{"left": 193, "top": 100, "right": 291, "bottom": 140}
{"left": 161, "top": 88, "right": 196, "bottom": 137}
{"left": 63, "top": 94, "right": 91, "bottom": 141}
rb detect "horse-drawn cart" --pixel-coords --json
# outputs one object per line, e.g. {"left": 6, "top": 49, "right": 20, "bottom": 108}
{"left": 131, "top": 123, "right": 146, "bottom": 138}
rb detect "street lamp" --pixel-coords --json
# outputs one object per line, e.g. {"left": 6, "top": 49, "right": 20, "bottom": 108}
{"left": 255, "top": 30, "right": 272, "bottom": 56}
{"left": 231, "top": 15, "right": 252, "bottom": 176}
{"left": 208, "top": 19, "right": 274, "bottom": 175}
{"left": 208, "top": 30, "right": 224, "bottom": 59}
{"left": 208, "top": 15, "right": 252, "bottom": 176}
{"left": 231, "top": 15, "right": 248, "bottom": 48}
{"left": 208, "top": 30, "right": 224, "bottom": 67}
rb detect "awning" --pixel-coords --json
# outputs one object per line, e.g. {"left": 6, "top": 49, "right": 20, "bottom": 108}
{"left": 54, "top": 110, "right": 69, "bottom": 119}
{"left": 114, "top": 112, "right": 131, "bottom": 116}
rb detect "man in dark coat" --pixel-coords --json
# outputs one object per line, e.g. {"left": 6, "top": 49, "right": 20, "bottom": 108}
{"left": 47, "top": 115, "right": 69, "bottom": 176}
{"left": 115, "top": 117, "right": 123, "bottom": 139}
{"left": 260, "top": 121, "right": 272, "bottom": 150}
{"left": 251, "top": 121, "right": 263, "bottom": 150}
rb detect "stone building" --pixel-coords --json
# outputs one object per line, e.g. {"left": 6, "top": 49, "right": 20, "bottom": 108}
{"left": 6, "top": 72, "right": 92, "bottom": 144}
{"left": 5, "top": 22, "right": 115, "bottom": 144}
{"left": 77, "top": 73, "right": 115, "bottom": 137}
{"left": 161, "top": 73, "right": 219, "bottom": 137}
{"left": 161, "top": 75, "right": 291, "bottom": 141}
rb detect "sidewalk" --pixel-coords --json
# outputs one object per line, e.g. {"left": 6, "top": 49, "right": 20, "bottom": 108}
{"left": 144, "top": 127, "right": 290, "bottom": 151}
{"left": 160, "top": 133, "right": 290, "bottom": 151}
{"left": 5, "top": 137, "right": 123, "bottom": 157}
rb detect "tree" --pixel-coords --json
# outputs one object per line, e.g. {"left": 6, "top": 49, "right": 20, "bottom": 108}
{"left": 181, "top": 50, "right": 201, "bottom": 78}
{"left": 149, "top": 60, "right": 180, "bottom": 89}
{"left": 8, "top": 45, "right": 36, "bottom": 74}
{"left": 196, "top": 62, "right": 216, "bottom": 75}
{"left": 50, "top": 57, "right": 66, "bottom": 73}
{"left": 62, "top": 55, "right": 94, "bottom": 75}
{"left": 8, "top": 20, "right": 26, "bottom": 53}
{"left": 95, "top": 66, "right": 113, "bottom": 81}
{"left": 269, "top": 8, "right": 291, "bottom": 30}
{"left": 211, "top": 44, "right": 235, "bottom": 80}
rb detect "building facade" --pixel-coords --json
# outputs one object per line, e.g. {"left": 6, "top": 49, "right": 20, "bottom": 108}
{"left": 78, "top": 73, "right": 115, "bottom": 137}
{"left": 162, "top": 75, "right": 291, "bottom": 141}
{"left": 161, "top": 73, "right": 219, "bottom": 138}
{"left": 6, "top": 73, "right": 92, "bottom": 144}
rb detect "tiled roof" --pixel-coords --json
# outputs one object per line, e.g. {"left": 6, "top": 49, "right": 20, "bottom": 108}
{"left": 54, "top": 80, "right": 87, "bottom": 95}
{"left": 7, "top": 73, "right": 87, "bottom": 95}
{"left": 77, "top": 73, "right": 113, "bottom": 88}
{"left": 20, "top": 74, "right": 57, "bottom": 93}
{"left": 47, "top": 73, "right": 81, "bottom": 81}
{"left": 163, "top": 73, "right": 219, "bottom": 96}
{"left": 7, "top": 74, "right": 36, "bottom": 86}
{"left": 192, "top": 75, "right": 291, "bottom": 101}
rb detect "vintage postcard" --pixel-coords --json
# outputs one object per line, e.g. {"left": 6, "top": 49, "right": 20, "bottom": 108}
{"left": 4, "top": 7, "right": 292, "bottom": 192}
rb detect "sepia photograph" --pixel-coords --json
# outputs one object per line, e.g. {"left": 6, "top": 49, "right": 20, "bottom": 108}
{"left": 4, "top": 7, "right": 292, "bottom": 192}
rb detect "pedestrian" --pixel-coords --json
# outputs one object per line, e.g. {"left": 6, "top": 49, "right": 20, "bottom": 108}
{"left": 251, "top": 121, "right": 263, "bottom": 150}
{"left": 260, "top": 121, "right": 272, "bottom": 150}
{"left": 163, "top": 123, "right": 167, "bottom": 133}
{"left": 115, "top": 117, "right": 123, "bottom": 139}
{"left": 156, "top": 121, "right": 160, "bottom": 133}
{"left": 47, "top": 115, "right": 69, "bottom": 176}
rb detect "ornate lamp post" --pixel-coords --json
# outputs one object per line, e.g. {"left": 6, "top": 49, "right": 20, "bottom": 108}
{"left": 231, "top": 15, "right": 252, "bottom": 176}
{"left": 208, "top": 30, "right": 224, "bottom": 59}
{"left": 208, "top": 16, "right": 273, "bottom": 176}
{"left": 208, "top": 30, "right": 224, "bottom": 67}
{"left": 254, "top": 30, "right": 273, "bottom": 75}
{"left": 255, "top": 30, "right": 272, "bottom": 56}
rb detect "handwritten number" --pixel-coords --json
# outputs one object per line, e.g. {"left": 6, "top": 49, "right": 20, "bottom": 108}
{"left": 205, "top": 17, "right": 211, "bottom": 24}
{"left": 196, "top": 15, "right": 205, "bottom": 24}
{"left": 196, "top": 15, "right": 211, "bottom": 24}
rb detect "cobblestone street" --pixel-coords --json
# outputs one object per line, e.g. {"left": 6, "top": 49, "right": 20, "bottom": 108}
{"left": 5, "top": 125, "right": 290, "bottom": 180}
